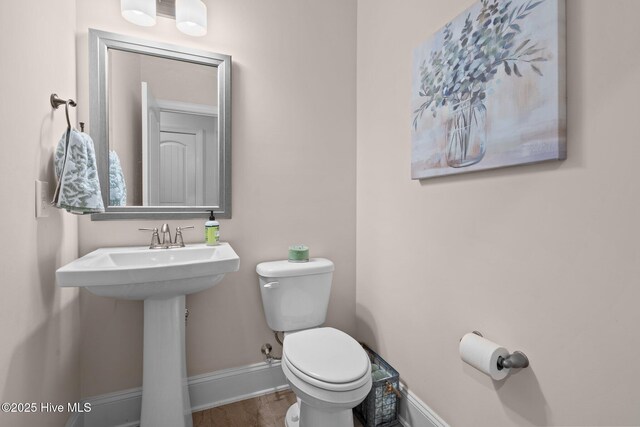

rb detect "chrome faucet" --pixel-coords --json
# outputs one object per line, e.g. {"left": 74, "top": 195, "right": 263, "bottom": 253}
{"left": 139, "top": 224, "right": 194, "bottom": 249}
{"left": 160, "top": 223, "right": 173, "bottom": 246}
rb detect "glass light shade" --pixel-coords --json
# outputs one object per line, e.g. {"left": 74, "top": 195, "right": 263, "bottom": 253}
{"left": 176, "top": 0, "right": 207, "bottom": 37}
{"left": 121, "top": 0, "right": 157, "bottom": 27}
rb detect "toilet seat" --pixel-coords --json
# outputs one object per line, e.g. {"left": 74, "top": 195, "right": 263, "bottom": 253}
{"left": 283, "top": 327, "right": 370, "bottom": 392}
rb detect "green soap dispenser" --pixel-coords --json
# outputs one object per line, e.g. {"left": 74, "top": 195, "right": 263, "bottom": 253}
{"left": 205, "top": 210, "right": 220, "bottom": 246}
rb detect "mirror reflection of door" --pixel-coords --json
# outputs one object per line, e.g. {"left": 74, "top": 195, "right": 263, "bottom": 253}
{"left": 107, "top": 48, "right": 219, "bottom": 208}
{"left": 141, "top": 82, "right": 218, "bottom": 207}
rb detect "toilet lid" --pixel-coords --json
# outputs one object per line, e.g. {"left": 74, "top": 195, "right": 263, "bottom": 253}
{"left": 283, "top": 327, "right": 369, "bottom": 384}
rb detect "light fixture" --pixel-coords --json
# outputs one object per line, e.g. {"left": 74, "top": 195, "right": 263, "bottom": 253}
{"left": 121, "top": 0, "right": 157, "bottom": 27}
{"left": 120, "top": 0, "right": 208, "bottom": 37}
{"left": 176, "top": 0, "right": 207, "bottom": 37}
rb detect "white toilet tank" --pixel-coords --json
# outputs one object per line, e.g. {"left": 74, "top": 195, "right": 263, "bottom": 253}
{"left": 257, "top": 258, "right": 334, "bottom": 332}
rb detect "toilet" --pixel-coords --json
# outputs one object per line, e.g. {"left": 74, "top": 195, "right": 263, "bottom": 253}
{"left": 257, "top": 258, "right": 372, "bottom": 427}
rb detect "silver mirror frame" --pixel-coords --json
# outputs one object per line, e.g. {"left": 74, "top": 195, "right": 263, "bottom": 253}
{"left": 88, "top": 29, "right": 231, "bottom": 220}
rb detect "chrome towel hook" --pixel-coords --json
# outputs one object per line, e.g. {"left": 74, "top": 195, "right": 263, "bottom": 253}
{"left": 50, "top": 93, "right": 76, "bottom": 109}
{"left": 50, "top": 93, "right": 77, "bottom": 130}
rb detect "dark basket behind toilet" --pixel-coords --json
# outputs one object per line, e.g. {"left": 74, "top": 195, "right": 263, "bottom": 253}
{"left": 354, "top": 344, "right": 401, "bottom": 427}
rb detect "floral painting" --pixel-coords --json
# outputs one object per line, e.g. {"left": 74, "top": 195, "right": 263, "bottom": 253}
{"left": 411, "top": 0, "right": 566, "bottom": 179}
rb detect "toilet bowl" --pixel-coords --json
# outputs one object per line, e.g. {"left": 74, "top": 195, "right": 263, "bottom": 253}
{"left": 256, "top": 259, "right": 372, "bottom": 427}
{"left": 281, "top": 327, "right": 372, "bottom": 427}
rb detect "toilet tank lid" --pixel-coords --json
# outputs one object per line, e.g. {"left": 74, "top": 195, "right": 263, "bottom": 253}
{"left": 256, "top": 258, "right": 334, "bottom": 278}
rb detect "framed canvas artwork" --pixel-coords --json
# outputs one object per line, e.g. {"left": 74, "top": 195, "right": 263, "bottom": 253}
{"left": 411, "top": 0, "right": 566, "bottom": 179}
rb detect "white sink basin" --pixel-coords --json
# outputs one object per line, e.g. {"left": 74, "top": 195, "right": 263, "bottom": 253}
{"left": 56, "top": 243, "right": 240, "bottom": 300}
{"left": 56, "top": 242, "right": 240, "bottom": 427}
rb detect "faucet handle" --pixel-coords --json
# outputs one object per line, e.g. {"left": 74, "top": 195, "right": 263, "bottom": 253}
{"left": 139, "top": 228, "right": 161, "bottom": 248}
{"left": 174, "top": 226, "right": 194, "bottom": 247}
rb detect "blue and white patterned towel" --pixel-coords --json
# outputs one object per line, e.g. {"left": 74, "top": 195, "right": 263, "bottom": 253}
{"left": 109, "top": 150, "right": 127, "bottom": 206}
{"left": 53, "top": 130, "right": 105, "bottom": 214}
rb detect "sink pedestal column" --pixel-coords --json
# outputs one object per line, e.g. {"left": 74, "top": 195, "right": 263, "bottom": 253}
{"left": 141, "top": 295, "right": 192, "bottom": 427}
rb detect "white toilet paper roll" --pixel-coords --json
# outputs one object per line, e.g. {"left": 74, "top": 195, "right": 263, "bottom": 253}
{"left": 459, "top": 333, "right": 510, "bottom": 380}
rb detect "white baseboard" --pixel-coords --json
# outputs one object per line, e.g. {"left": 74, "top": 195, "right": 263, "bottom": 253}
{"left": 66, "top": 362, "right": 447, "bottom": 427}
{"left": 66, "top": 361, "right": 288, "bottom": 427}
{"left": 188, "top": 361, "right": 289, "bottom": 412}
{"left": 398, "top": 383, "right": 449, "bottom": 427}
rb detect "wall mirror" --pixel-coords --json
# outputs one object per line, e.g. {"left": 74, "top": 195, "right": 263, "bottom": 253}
{"left": 88, "top": 29, "right": 231, "bottom": 220}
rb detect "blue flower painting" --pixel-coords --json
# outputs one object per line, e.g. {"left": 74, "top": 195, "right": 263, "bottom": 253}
{"left": 411, "top": 0, "right": 566, "bottom": 179}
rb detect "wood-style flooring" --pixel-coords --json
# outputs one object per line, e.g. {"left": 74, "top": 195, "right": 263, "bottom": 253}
{"left": 192, "top": 390, "right": 364, "bottom": 427}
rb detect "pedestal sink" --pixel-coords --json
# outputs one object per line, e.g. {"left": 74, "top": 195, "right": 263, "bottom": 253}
{"left": 56, "top": 243, "right": 240, "bottom": 427}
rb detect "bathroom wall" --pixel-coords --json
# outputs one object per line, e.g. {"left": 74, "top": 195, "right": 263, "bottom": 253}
{"left": 75, "top": 0, "right": 357, "bottom": 397}
{"left": 356, "top": 0, "right": 640, "bottom": 426}
{"left": 0, "top": 1, "right": 81, "bottom": 426}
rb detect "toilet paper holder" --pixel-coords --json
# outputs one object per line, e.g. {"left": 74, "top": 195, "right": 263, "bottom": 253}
{"left": 497, "top": 351, "right": 529, "bottom": 370}
{"left": 467, "top": 331, "right": 530, "bottom": 370}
